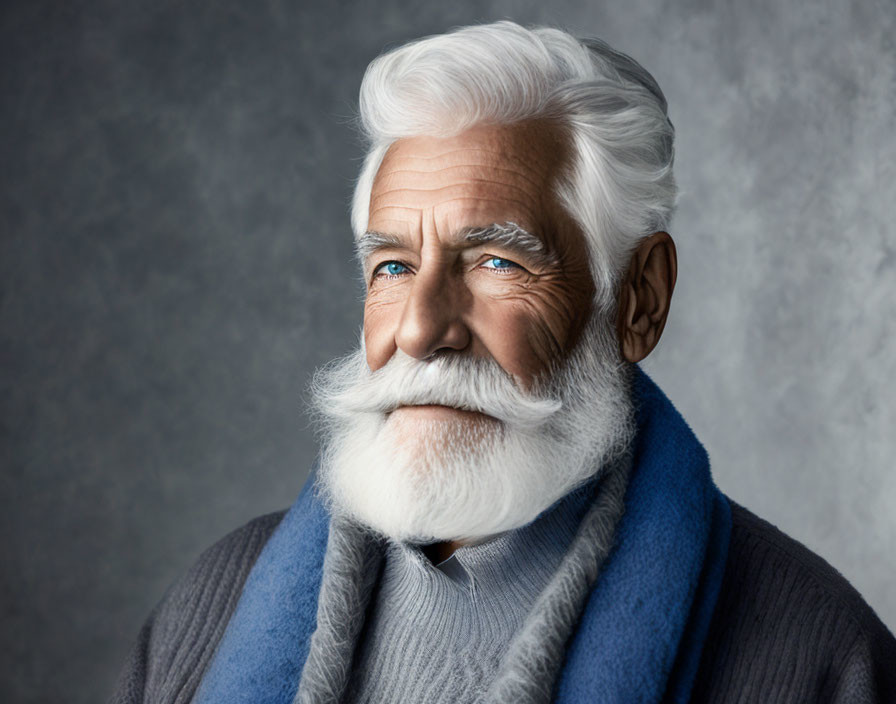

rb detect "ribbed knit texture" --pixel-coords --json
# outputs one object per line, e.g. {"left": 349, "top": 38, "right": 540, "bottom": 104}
{"left": 108, "top": 512, "right": 283, "bottom": 704}
{"left": 341, "top": 469, "right": 608, "bottom": 704}
{"left": 690, "top": 501, "right": 896, "bottom": 703}
{"left": 109, "top": 498, "right": 896, "bottom": 704}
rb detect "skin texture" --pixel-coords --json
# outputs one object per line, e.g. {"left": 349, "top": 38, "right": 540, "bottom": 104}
{"left": 361, "top": 121, "right": 677, "bottom": 562}
{"left": 363, "top": 121, "right": 596, "bottom": 385}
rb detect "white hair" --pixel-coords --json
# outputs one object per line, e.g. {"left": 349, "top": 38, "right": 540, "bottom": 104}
{"left": 351, "top": 21, "right": 677, "bottom": 313}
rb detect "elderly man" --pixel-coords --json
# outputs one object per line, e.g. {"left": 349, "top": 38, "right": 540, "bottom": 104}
{"left": 111, "top": 21, "right": 895, "bottom": 704}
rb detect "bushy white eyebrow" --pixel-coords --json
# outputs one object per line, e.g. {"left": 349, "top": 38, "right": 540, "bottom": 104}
{"left": 356, "top": 222, "right": 557, "bottom": 272}
{"left": 461, "top": 222, "right": 557, "bottom": 266}
{"left": 355, "top": 231, "right": 404, "bottom": 267}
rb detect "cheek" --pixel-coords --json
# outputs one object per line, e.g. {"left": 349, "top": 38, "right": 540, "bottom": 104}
{"left": 470, "top": 296, "right": 561, "bottom": 383}
{"left": 471, "top": 278, "right": 592, "bottom": 383}
{"left": 363, "top": 288, "right": 405, "bottom": 371}
{"left": 533, "top": 276, "right": 594, "bottom": 348}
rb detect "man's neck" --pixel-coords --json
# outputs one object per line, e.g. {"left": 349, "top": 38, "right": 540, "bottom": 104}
{"left": 421, "top": 540, "right": 467, "bottom": 564}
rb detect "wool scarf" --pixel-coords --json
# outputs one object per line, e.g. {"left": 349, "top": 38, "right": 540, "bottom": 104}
{"left": 193, "top": 366, "right": 731, "bottom": 704}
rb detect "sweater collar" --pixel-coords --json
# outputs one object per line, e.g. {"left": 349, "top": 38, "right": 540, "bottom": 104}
{"left": 399, "top": 472, "right": 598, "bottom": 591}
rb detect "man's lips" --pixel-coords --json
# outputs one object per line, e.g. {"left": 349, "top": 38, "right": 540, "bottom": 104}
{"left": 389, "top": 404, "right": 496, "bottom": 422}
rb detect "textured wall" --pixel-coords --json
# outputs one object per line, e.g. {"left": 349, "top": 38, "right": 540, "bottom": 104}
{"left": 2, "top": 0, "right": 894, "bottom": 700}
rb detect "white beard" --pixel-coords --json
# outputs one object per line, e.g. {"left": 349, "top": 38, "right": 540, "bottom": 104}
{"left": 309, "top": 313, "right": 635, "bottom": 544}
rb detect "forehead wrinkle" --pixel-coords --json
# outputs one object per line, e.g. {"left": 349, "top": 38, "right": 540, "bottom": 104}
{"left": 377, "top": 165, "right": 544, "bottom": 191}
{"left": 369, "top": 180, "right": 543, "bottom": 210}
{"left": 371, "top": 194, "right": 539, "bottom": 216}
{"left": 381, "top": 148, "right": 560, "bottom": 195}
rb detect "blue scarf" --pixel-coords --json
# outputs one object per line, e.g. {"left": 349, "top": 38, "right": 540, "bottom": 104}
{"left": 195, "top": 366, "right": 731, "bottom": 703}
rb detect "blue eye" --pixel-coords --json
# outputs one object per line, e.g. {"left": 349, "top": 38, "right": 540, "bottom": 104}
{"left": 482, "top": 257, "right": 520, "bottom": 270}
{"left": 375, "top": 261, "right": 409, "bottom": 277}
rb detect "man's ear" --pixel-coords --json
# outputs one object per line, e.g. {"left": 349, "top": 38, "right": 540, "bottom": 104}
{"left": 616, "top": 231, "right": 677, "bottom": 363}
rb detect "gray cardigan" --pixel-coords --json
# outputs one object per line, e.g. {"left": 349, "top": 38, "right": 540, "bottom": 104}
{"left": 109, "top": 500, "right": 896, "bottom": 703}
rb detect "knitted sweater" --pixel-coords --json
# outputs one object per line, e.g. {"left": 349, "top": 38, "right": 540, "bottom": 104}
{"left": 342, "top": 476, "right": 603, "bottom": 703}
{"left": 110, "top": 368, "right": 896, "bottom": 702}
{"left": 109, "top": 500, "right": 896, "bottom": 703}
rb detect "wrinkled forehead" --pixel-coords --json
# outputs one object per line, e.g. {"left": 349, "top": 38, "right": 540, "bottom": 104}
{"left": 367, "top": 121, "right": 572, "bottom": 244}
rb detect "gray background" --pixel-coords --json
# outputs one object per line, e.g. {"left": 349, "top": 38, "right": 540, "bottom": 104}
{"left": 2, "top": 0, "right": 894, "bottom": 700}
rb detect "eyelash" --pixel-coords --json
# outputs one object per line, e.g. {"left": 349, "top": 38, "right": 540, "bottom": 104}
{"left": 481, "top": 257, "right": 523, "bottom": 273}
{"left": 372, "top": 261, "right": 410, "bottom": 279}
{"left": 372, "top": 257, "right": 524, "bottom": 281}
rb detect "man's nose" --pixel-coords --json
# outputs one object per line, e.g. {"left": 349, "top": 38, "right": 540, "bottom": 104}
{"left": 394, "top": 268, "right": 471, "bottom": 360}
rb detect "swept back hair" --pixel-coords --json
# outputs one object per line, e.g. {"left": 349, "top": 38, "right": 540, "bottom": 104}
{"left": 351, "top": 21, "right": 677, "bottom": 313}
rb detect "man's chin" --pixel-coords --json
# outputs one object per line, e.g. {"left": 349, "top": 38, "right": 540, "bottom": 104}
{"left": 384, "top": 405, "right": 503, "bottom": 456}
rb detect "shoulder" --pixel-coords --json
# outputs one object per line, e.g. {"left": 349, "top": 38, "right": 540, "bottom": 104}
{"left": 156, "top": 510, "right": 287, "bottom": 626}
{"left": 691, "top": 499, "right": 896, "bottom": 703}
{"left": 724, "top": 501, "right": 894, "bottom": 649}
{"left": 173, "top": 510, "right": 287, "bottom": 597}
{"left": 109, "top": 510, "right": 286, "bottom": 704}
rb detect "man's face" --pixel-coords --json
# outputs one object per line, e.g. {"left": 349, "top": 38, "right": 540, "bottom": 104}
{"left": 362, "top": 121, "right": 596, "bottom": 403}
{"left": 311, "top": 121, "right": 634, "bottom": 544}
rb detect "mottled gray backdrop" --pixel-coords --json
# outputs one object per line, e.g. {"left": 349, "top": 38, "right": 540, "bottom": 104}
{"left": 2, "top": 0, "right": 894, "bottom": 700}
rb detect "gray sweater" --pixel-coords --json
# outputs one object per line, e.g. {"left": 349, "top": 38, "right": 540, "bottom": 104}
{"left": 342, "top": 479, "right": 597, "bottom": 703}
{"left": 109, "top": 500, "right": 896, "bottom": 703}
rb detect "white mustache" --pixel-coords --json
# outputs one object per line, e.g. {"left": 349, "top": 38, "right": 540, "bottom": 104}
{"left": 313, "top": 350, "right": 561, "bottom": 431}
